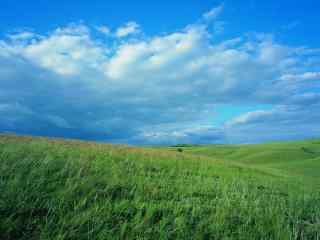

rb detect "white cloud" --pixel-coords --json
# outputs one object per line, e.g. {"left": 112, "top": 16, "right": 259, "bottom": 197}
{"left": 224, "top": 105, "right": 320, "bottom": 143}
{"left": 96, "top": 25, "right": 111, "bottom": 35}
{"left": 257, "top": 41, "right": 290, "bottom": 65}
{"left": 17, "top": 27, "right": 107, "bottom": 75}
{"left": 203, "top": 4, "right": 224, "bottom": 21}
{"left": 226, "top": 110, "right": 274, "bottom": 127}
{"left": 7, "top": 31, "right": 36, "bottom": 41}
{"left": 0, "top": 6, "right": 320, "bottom": 144}
{"left": 280, "top": 72, "right": 320, "bottom": 81}
{"left": 104, "top": 25, "right": 207, "bottom": 80}
{"left": 54, "top": 23, "right": 90, "bottom": 35}
{"left": 115, "top": 21, "right": 140, "bottom": 38}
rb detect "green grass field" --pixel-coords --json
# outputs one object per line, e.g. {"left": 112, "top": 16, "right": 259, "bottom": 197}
{"left": 0, "top": 134, "right": 319, "bottom": 239}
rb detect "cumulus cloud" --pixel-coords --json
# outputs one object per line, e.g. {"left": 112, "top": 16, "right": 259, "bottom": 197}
{"left": 115, "top": 21, "right": 140, "bottom": 38}
{"left": 9, "top": 25, "right": 107, "bottom": 75}
{"left": 0, "top": 5, "right": 320, "bottom": 144}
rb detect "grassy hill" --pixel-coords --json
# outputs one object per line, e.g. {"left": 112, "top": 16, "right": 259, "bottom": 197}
{"left": 0, "top": 134, "right": 319, "bottom": 239}
{"left": 173, "top": 140, "right": 320, "bottom": 185}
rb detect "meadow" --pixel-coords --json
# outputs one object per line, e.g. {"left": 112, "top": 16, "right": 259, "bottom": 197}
{"left": 0, "top": 134, "right": 319, "bottom": 239}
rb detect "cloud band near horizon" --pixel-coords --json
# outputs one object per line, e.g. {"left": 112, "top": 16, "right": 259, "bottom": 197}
{"left": 1, "top": 5, "right": 320, "bottom": 144}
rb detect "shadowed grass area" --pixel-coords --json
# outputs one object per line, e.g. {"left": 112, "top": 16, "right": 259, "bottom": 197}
{"left": 0, "top": 135, "right": 319, "bottom": 239}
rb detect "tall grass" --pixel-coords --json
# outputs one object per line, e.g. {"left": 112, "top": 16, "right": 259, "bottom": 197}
{"left": 0, "top": 135, "right": 319, "bottom": 239}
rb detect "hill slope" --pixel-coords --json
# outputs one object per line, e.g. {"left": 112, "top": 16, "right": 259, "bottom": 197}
{"left": 0, "top": 135, "right": 319, "bottom": 239}
{"left": 175, "top": 140, "right": 320, "bottom": 186}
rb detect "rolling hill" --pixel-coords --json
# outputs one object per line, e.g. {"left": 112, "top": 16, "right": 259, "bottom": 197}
{"left": 175, "top": 140, "right": 320, "bottom": 185}
{"left": 0, "top": 134, "right": 319, "bottom": 239}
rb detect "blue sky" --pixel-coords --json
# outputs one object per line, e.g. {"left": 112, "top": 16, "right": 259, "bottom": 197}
{"left": 0, "top": 0, "right": 319, "bottom": 144}
{"left": 1, "top": 0, "right": 319, "bottom": 46}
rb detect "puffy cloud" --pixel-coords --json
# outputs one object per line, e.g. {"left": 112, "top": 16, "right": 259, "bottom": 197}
{"left": 115, "top": 21, "right": 140, "bottom": 38}
{"left": 104, "top": 25, "right": 208, "bottom": 80}
{"left": 0, "top": 6, "right": 320, "bottom": 144}
{"left": 13, "top": 25, "right": 107, "bottom": 75}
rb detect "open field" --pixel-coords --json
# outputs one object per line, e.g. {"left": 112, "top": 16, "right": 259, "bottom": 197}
{"left": 0, "top": 134, "right": 319, "bottom": 239}
{"left": 170, "top": 140, "right": 320, "bottom": 188}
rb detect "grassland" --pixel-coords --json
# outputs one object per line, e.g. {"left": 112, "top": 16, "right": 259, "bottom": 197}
{"left": 0, "top": 134, "right": 319, "bottom": 239}
{"left": 174, "top": 140, "right": 320, "bottom": 187}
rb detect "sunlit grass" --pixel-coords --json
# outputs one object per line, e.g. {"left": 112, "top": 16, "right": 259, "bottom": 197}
{"left": 0, "top": 135, "right": 319, "bottom": 239}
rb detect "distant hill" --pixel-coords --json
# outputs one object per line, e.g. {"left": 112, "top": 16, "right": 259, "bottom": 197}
{"left": 175, "top": 140, "right": 320, "bottom": 184}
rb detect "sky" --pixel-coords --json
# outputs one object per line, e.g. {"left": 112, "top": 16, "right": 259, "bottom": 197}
{"left": 0, "top": 0, "right": 319, "bottom": 144}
